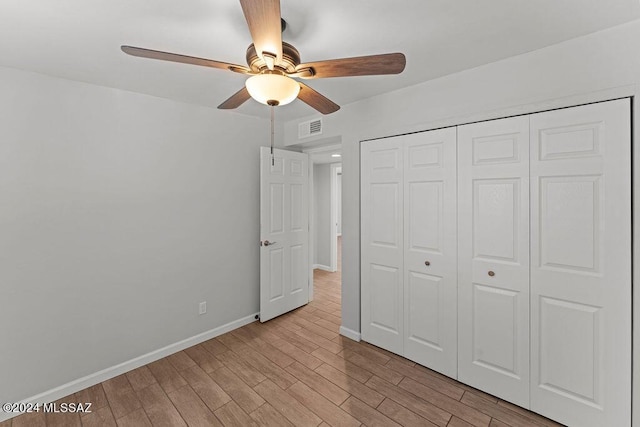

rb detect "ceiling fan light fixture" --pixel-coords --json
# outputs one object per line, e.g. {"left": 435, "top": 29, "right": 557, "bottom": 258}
{"left": 245, "top": 73, "right": 300, "bottom": 106}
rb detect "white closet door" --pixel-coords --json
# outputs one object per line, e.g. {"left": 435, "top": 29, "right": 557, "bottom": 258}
{"left": 403, "top": 128, "right": 458, "bottom": 377}
{"left": 458, "top": 116, "right": 530, "bottom": 407}
{"left": 361, "top": 137, "right": 404, "bottom": 353}
{"left": 530, "top": 99, "right": 631, "bottom": 427}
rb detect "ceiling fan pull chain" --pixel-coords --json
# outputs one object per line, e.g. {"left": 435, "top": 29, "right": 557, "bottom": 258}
{"left": 270, "top": 104, "right": 275, "bottom": 166}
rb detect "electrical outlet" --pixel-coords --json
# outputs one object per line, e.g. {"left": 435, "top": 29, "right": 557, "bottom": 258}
{"left": 199, "top": 301, "right": 206, "bottom": 315}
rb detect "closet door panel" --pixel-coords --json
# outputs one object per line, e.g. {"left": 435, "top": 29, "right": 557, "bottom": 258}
{"left": 458, "top": 116, "right": 530, "bottom": 408}
{"left": 530, "top": 99, "right": 631, "bottom": 427}
{"left": 403, "top": 128, "right": 457, "bottom": 377}
{"left": 361, "top": 138, "right": 404, "bottom": 353}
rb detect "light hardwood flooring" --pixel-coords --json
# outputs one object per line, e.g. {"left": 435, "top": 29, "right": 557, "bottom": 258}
{"left": 4, "top": 242, "right": 562, "bottom": 427}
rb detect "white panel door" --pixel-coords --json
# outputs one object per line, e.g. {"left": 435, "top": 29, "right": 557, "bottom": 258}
{"left": 458, "top": 116, "right": 530, "bottom": 407}
{"left": 260, "top": 147, "right": 309, "bottom": 322}
{"left": 530, "top": 99, "right": 631, "bottom": 426}
{"left": 361, "top": 138, "right": 404, "bottom": 354}
{"left": 403, "top": 128, "right": 458, "bottom": 378}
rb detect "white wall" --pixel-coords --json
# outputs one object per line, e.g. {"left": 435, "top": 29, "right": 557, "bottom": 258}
{"left": 0, "top": 66, "right": 271, "bottom": 405}
{"left": 313, "top": 163, "right": 331, "bottom": 268}
{"left": 285, "top": 18, "right": 640, "bottom": 415}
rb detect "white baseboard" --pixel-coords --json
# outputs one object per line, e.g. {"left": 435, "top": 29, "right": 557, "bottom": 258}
{"left": 0, "top": 312, "right": 258, "bottom": 422}
{"left": 313, "top": 264, "right": 333, "bottom": 272}
{"left": 340, "top": 326, "right": 361, "bottom": 342}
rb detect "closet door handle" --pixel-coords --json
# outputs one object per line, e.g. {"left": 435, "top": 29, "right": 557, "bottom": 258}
{"left": 488, "top": 270, "right": 495, "bottom": 277}
{"left": 424, "top": 261, "right": 430, "bottom": 267}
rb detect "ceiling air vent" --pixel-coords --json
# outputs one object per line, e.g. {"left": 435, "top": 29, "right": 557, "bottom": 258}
{"left": 298, "top": 118, "right": 323, "bottom": 139}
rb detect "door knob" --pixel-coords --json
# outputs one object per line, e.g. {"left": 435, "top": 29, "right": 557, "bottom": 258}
{"left": 488, "top": 271, "right": 495, "bottom": 277}
{"left": 263, "top": 240, "right": 277, "bottom": 246}
{"left": 424, "top": 261, "right": 430, "bottom": 266}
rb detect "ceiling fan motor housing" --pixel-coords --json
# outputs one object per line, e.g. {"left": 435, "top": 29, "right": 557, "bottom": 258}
{"left": 246, "top": 42, "right": 300, "bottom": 73}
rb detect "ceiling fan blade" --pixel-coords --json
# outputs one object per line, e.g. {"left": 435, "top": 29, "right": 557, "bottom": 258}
{"left": 239, "top": 0, "right": 283, "bottom": 67}
{"left": 218, "top": 87, "right": 252, "bottom": 109}
{"left": 296, "top": 53, "right": 406, "bottom": 79}
{"left": 121, "top": 46, "right": 253, "bottom": 74}
{"left": 297, "top": 82, "right": 340, "bottom": 115}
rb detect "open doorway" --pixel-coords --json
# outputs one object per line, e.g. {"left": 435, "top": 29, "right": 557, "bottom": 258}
{"left": 330, "top": 164, "right": 342, "bottom": 272}
{"left": 311, "top": 158, "right": 341, "bottom": 272}
{"left": 310, "top": 148, "right": 342, "bottom": 322}
{"left": 305, "top": 144, "right": 342, "bottom": 307}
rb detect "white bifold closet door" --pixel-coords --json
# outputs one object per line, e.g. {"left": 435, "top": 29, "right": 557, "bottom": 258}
{"left": 363, "top": 99, "right": 631, "bottom": 426}
{"left": 361, "top": 129, "right": 457, "bottom": 376}
{"left": 361, "top": 138, "right": 404, "bottom": 354}
{"left": 529, "top": 99, "right": 631, "bottom": 427}
{"left": 403, "top": 129, "right": 457, "bottom": 377}
{"left": 457, "top": 116, "right": 531, "bottom": 408}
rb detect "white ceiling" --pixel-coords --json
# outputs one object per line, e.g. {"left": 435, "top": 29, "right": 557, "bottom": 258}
{"left": 1, "top": 1, "right": 639, "bottom": 121}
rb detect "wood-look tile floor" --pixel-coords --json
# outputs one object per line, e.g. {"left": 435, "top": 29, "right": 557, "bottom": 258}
{"left": 5, "top": 249, "right": 563, "bottom": 426}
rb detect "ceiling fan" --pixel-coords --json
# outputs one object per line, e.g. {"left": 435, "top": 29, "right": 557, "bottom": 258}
{"left": 121, "top": 0, "right": 406, "bottom": 114}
